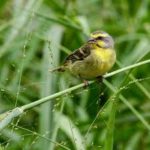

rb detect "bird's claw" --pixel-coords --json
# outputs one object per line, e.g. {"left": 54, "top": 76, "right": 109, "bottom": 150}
{"left": 96, "top": 76, "right": 103, "bottom": 84}
{"left": 83, "top": 80, "right": 89, "bottom": 88}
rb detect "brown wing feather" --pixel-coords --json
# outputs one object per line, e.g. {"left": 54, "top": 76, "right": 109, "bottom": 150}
{"left": 49, "top": 42, "right": 94, "bottom": 72}
{"left": 64, "top": 43, "right": 92, "bottom": 64}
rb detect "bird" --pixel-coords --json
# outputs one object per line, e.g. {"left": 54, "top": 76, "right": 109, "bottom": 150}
{"left": 50, "top": 31, "right": 116, "bottom": 84}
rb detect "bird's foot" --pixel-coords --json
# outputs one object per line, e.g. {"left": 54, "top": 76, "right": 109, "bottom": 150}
{"left": 83, "top": 80, "right": 89, "bottom": 88}
{"left": 96, "top": 76, "right": 103, "bottom": 84}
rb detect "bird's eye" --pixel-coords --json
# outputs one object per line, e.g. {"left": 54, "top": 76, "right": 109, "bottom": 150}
{"left": 97, "top": 36, "right": 103, "bottom": 40}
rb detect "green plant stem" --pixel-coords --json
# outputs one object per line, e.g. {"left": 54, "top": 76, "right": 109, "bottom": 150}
{"left": 103, "top": 59, "right": 150, "bottom": 150}
{"left": 104, "top": 78, "right": 150, "bottom": 150}
{"left": 21, "top": 59, "right": 150, "bottom": 111}
{"left": 0, "top": 59, "right": 150, "bottom": 130}
{"left": 116, "top": 60, "right": 150, "bottom": 99}
{"left": 12, "top": 124, "right": 70, "bottom": 150}
{"left": 104, "top": 80, "right": 150, "bottom": 130}
{"left": 104, "top": 98, "right": 117, "bottom": 150}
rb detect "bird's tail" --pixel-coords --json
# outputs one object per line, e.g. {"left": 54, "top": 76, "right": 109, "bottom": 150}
{"left": 49, "top": 66, "right": 65, "bottom": 72}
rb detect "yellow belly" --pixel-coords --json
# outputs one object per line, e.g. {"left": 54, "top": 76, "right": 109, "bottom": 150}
{"left": 68, "top": 48, "right": 116, "bottom": 79}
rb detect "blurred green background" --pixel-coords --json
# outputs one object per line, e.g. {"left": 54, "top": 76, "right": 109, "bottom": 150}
{"left": 0, "top": 0, "right": 150, "bottom": 149}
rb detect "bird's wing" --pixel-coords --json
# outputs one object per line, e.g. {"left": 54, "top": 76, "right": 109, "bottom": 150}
{"left": 49, "top": 43, "right": 93, "bottom": 72}
{"left": 64, "top": 43, "right": 92, "bottom": 64}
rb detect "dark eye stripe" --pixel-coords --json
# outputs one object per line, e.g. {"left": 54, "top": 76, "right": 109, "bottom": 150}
{"left": 96, "top": 36, "right": 104, "bottom": 40}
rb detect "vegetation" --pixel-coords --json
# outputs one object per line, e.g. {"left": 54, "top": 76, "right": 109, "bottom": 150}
{"left": 0, "top": 0, "right": 150, "bottom": 149}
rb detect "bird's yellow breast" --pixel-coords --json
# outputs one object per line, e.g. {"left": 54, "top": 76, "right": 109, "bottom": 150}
{"left": 90, "top": 48, "right": 116, "bottom": 74}
{"left": 68, "top": 48, "right": 116, "bottom": 79}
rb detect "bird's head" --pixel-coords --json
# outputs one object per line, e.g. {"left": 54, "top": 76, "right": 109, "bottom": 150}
{"left": 88, "top": 31, "right": 114, "bottom": 48}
